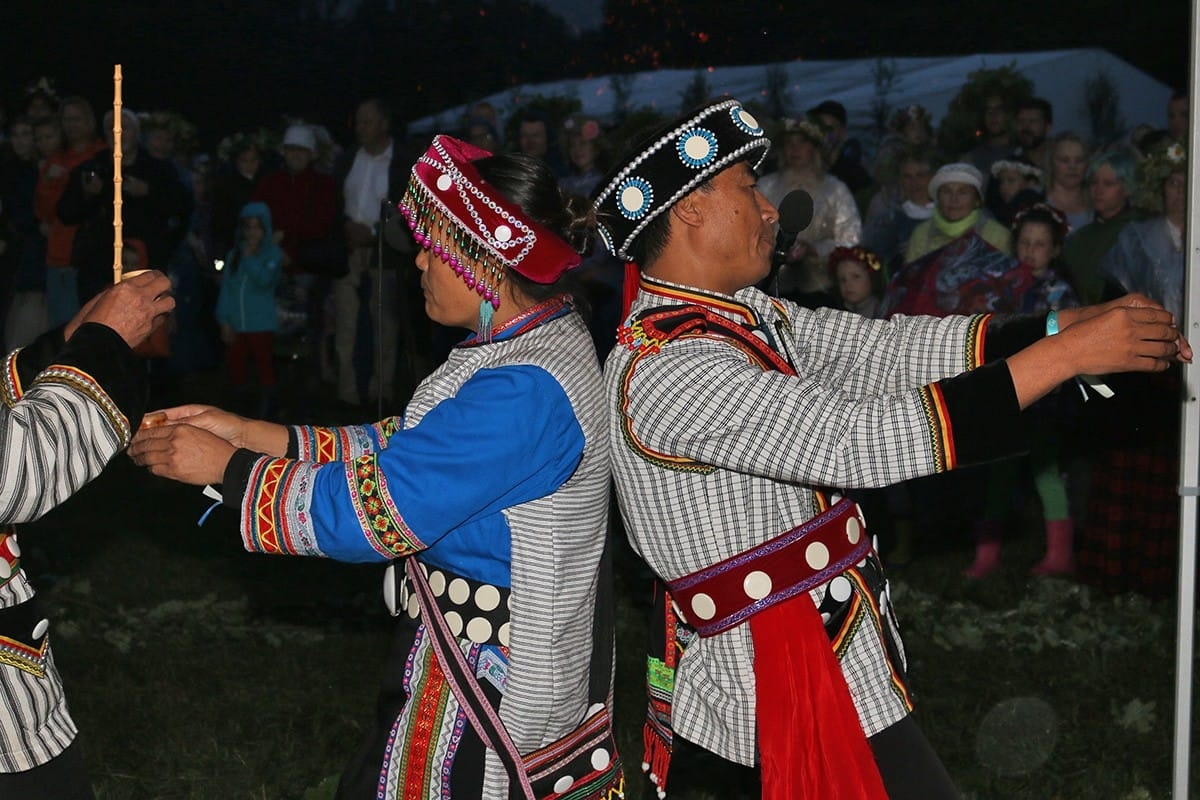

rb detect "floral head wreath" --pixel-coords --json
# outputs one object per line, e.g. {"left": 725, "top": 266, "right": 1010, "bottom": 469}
{"left": 1135, "top": 139, "right": 1187, "bottom": 214}
{"left": 990, "top": 159, "right": 1043, "bottom": 182}
{"left": 24, "top": 76, "right": 57, "bottom": 99}
{"left": 828, "top": 245, "right": 883, "bottom": 275}
{"left": 780, "top": 115, "right": 828, "bottom": 150}
{"left": 217, "top": 128, "right": 280, "bottom": 164}
{"left": 398, "top": 135, "right": 582, "bottom": 337}
{"left": 1011, "top": 202, "right": 1070, "bottom": 240}
{"left": 137, "top": 110, "right": 199, "bottom": 155}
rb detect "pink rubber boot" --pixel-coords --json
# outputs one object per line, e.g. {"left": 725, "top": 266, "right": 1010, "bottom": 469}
{"left": 963, "top": 520, "right": 1002, "bottom": 579}
{"left": 1031, "top": 518, "right": 1075, "bottom": 576}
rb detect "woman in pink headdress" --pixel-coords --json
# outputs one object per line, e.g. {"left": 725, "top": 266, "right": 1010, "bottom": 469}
{"left": 130, "top": 136, "right": 622, "bottom": 799}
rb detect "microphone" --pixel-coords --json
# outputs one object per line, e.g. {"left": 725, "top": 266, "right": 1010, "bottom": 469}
{"left": 767, "top": 190, "right": 814, "bottom": 292}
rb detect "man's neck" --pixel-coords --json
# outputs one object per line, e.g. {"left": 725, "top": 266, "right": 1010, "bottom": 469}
{"left": 362, "top": 137, "right": 391, "bottom": 157}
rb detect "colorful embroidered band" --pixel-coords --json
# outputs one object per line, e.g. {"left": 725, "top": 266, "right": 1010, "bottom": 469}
{"left": 593, "top": 98, "right": 771, "bottom": 260}
{"left": 398, "top": 134, "right": 582, "bottom": 314}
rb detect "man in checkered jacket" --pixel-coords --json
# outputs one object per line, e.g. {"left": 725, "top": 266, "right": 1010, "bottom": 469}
{"left": 0, "top": 271, "right": 173, "bottom": 799}
{"left": 595, "top": 98, "right": 1189, "bottom": 800}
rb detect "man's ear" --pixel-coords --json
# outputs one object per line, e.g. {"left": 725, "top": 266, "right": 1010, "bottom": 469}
{"left": 670, "top": 192, "right": 704, "bottom": 229}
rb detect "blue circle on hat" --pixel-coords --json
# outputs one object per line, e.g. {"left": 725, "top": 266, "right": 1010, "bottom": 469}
{"left": 677, "top": 128, "right": 719, "bottom": 169}
{"left": 616, "top": 176, "right": 654, "bottom": 220}
{"left": 729, "top": 105, "right": 763, "bottom": 136}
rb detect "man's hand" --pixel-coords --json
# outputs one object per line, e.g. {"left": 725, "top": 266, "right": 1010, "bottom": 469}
{"left": 66, "top": 270, "right": 175, "bottom": 349}
{"left": 1057, "top": 294, "right": 1193, "bottom": 364}
{"left": 128, "top": 423, "right": 236, "bottom": 486}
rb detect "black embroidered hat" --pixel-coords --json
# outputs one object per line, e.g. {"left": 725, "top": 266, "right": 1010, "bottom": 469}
{"left": 592, "top": 98, "right": 772, "bottom": 260}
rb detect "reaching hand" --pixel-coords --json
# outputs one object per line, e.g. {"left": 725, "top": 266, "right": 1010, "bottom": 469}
{"left": 128, "top": 423, "right": 236, "bottom": 486}
{"left": 1058, "top": 302, "right": 1190, "bottom": 376}
{"left": 67, "top": 270, "right": 175, "bottom": 349}
{"left": 140, "top": 404, "right": 248, "bottom": 446}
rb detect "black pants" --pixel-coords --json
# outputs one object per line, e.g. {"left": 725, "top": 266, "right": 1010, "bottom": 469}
{"left": 667, "top": 714, "right": 960, "bottom": 800}
{"left": 0, "top": 739, "right": 95, "bottom": 800}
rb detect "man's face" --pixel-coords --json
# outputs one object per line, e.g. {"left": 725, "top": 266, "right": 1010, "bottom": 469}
{"left": 355, "top": 102, "right": 389, "bottom": 149}
{"left": 816, "top": 113, "right": 845, "bottom": 148}
{"left": 282, "top": 145, "right": 314, "bottom": 174}
{"left": 1016, "top": 108, "right": 1049, "bottom": 150}
{"left": 899, "top": 161, "right": 932, "bottom": 205}
{"left": 60, "top": 103, "right": 93, "bottom": 144}
{"left": 983, "top": 96, "right": 1008, "bottom": 137}
{"left": 692, "top": 163, "right": 779, "bottom": 293}
{"left": 518, "top": 120, "right": 548, "bottom": 158}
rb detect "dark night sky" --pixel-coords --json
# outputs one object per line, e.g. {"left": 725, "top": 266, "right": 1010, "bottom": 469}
{"left": 0, "top": 0, "right": 1190, "bottom": 150}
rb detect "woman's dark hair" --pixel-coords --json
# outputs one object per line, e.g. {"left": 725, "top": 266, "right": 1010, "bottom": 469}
{"left": 472, "top": 152, "right": 596, "bottom": 304}
{"left": 1012, "top": 205, "right": 1069, "bottom": 251}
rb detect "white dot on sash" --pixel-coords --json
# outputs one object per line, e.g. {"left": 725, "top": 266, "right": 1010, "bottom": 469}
{"left": 872, "top": 535, "right": 880, "bottom": 553}
{"left": 436, "top": 174, "right": 453, "bottom": 192}
{"left": 475, "top": 584, "right": 501, "bottom": 612}
{"left": 498, "top": 622, "right": 511, "bottom": 646}
{"left": 382, "top": 565, "right": 398, "bottom": 616}
{"left": 751, "top": 329, "right": 769, "bottom": 342}
{"left": 554, "top": 775, "right": 575, "bottom": 793}
{"left": 429, "top": 570, "right": 447, "bottom": 597}
{"left": 447, "top": 578, "right": 470, "bottom": 605}
{"left": 587, "top": 702, "right": 606, "bottom": 717}
{"left": 7, "top": 537, "right": 19, "bottom": 558}
{"left": 845, "top": 517, "right": 862, "bottom": 545}
{"left": 466, "top": 617, "right": 493, "bottom": 644}
{"left": 32, "top": 619, "right": 48, "bottom": 640}
{"left": 591, "top": 747, "right": 612, "bottom": 770}
{"left": 0, "top": 560, "right": 10, "bottom": 581}
{"left": 691, "top": 593, "right": 717, "bottom": 620}
{"left": 743, "top": 571, "right": 772, "bottom": 600}
{"left": 445, "top": 611, "right": 464, "bottom": 636}
{"left": 805, "top": 542, "right": 830, "bottom": 570}
{"left": 820, "top": 612, "right": 832, "bottom": 624}
{"left": 407, "top": 599, "right": 421, "bottom": 619}
{"left": 829, "top": 576, "right": 853, "bottom": 603}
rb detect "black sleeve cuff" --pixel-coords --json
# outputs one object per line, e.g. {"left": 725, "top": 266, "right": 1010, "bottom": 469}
{"left": 982, "top": 313, "right": 1046, "bottom": 362}
{"left": 13, "top": 326, "right": 67, "bottom": 386}
{"left": 286, "top": 427, "right": 300, "bottom": 458}
{"left": 935, "top": 359, "right": 1029, "bottom": 466}
{"left": 47, "top": 323, "right": 147, "bottom": 429}
{"left": 221, "top": 448, "right": 261, "bottom": 510}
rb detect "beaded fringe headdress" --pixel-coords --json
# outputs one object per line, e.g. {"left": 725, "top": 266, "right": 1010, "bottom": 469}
{"left": 398, "top": 135, "right": 581, "bottom": 340}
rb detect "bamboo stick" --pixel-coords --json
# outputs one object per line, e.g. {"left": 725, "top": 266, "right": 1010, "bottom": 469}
{"left": 112, "top": 64, "right": 123, "bottom": 284}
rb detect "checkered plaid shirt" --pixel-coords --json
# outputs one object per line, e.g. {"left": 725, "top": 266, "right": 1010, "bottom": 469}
{"left": 607, "top": 275, "right": 990, "bottom": 766}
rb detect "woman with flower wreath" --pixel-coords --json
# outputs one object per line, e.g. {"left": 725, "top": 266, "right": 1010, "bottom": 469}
{"left": 129, "top": 136, "right": 623, "bottom": 799}
{"left": 1075, "top": 140, "right": 1188, "bottom": 597}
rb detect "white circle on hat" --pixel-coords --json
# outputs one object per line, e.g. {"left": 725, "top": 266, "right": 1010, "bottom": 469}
{"left": 691, "top": 592, "right": 717, "bottom": 620}
{"left": 805, "top": 542, "right": 830, "bottom": 570}
{"left": 436, "top": 174, "right": 453, "bottom": 192}
{"left": 743, "top": 570, "right": 772, "bottom": 600}
{"left": 494, "top": 224, "right": 512, "bottom": 243}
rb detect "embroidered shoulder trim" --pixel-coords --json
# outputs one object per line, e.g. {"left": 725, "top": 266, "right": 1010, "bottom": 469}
{"left": 2, "top": 351, "right": 22, "bottom": 408}
{"left": 34, "top": 366, "right": 131, "bottom": 447}
{"left": 0, "top": 634, "right": 49, "bottom": 679}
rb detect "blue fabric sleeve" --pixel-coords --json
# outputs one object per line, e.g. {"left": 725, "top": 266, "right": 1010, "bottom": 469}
{"left": 306, "top": 364, "right": 586, "bottom": 562}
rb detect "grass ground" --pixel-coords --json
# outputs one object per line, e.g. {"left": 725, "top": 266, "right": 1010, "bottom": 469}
{"left": 14, "top": 370, "right": 1192, "bottom": 800}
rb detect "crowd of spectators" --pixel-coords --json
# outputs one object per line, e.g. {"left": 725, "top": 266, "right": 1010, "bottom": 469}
{"left": 0, "top": 74, "right": 1190, "bottom": 598}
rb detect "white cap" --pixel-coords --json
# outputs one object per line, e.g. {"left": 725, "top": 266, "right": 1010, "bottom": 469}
{"left": 281, "top": 124, "right": 317, "bottom": 152}
{"left": 928, "top": 162, "right": 983, "bottom": 201}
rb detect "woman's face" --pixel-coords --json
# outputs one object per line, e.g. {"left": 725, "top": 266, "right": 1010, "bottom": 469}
{"left": 996, "top": 169, "right": 1026, "bottom": 203}
{"left": 8, "top": 123, "right": 33, "bottom": 160}
{"left": 937, "top": 182, "right": 979, "bottom": 222}
{"left": 1089, "top": 164, "right": 1129, "bottom": 219}
{"left": 903, "top": 117, "right": 929, "bottom": 146}
{"left": 241, "top": 216, "right": 265, "bottom": 250}
{"left": 415, "top": 241, "right": 490, "bottom": 330}
{"left": 33, "top": 124, "right": 62, "bottom": 159}
{"left": 783, "top": 135, "right": 817, "bottom": 171}
{"left": 1051, "top": 141, "right": 1087, "bottom": 190}
{"left": 835, "top": 259, "right": 873, "bottom": 306}
{"left": 1016, "top": 221, "right": 1059, "bottom": 275}
{"left": 567, "top": 134, "right": 596, "bottom": 172}
{"left": 235, "top": 147, "right": 261, "bottom": 179}
{"left": 899, "top": 161, "right": 932, "bottom": 205}
{"left": 1164, "top": 170, "right": 1187, "bottom": 221}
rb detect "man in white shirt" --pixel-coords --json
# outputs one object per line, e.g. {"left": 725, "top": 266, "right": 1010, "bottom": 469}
{"left": 336, "top": 97, "right": 399, "bottom": 407}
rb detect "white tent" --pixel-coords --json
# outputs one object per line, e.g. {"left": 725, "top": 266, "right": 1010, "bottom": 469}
{"left": 410, "top": 48, "right": 1173, "bottom": 145}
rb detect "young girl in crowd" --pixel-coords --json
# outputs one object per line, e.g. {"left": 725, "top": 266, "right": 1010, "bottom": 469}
{"left": 828, "top": 245, "right": 886, "bottom": 318}
{"left": 986, "top": 158, "right": 1043, "bottom": 226}
{"left": 215, "top": 201, "right": 282, "bottom": 417}
{"left": 965, "top": 203, "right": 1080, "bottom": 578}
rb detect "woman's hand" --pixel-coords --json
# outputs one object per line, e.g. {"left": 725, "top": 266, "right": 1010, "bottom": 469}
{"left": 141, "top": 404, "right": 248, "bottom": 445}
{"left": 128, "top": 423, "right": 236, "bottom": 486}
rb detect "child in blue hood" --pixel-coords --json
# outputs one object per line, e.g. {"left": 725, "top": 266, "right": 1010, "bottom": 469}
{"left": 215, "top": 202, "right": 282, "bottom": 415}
